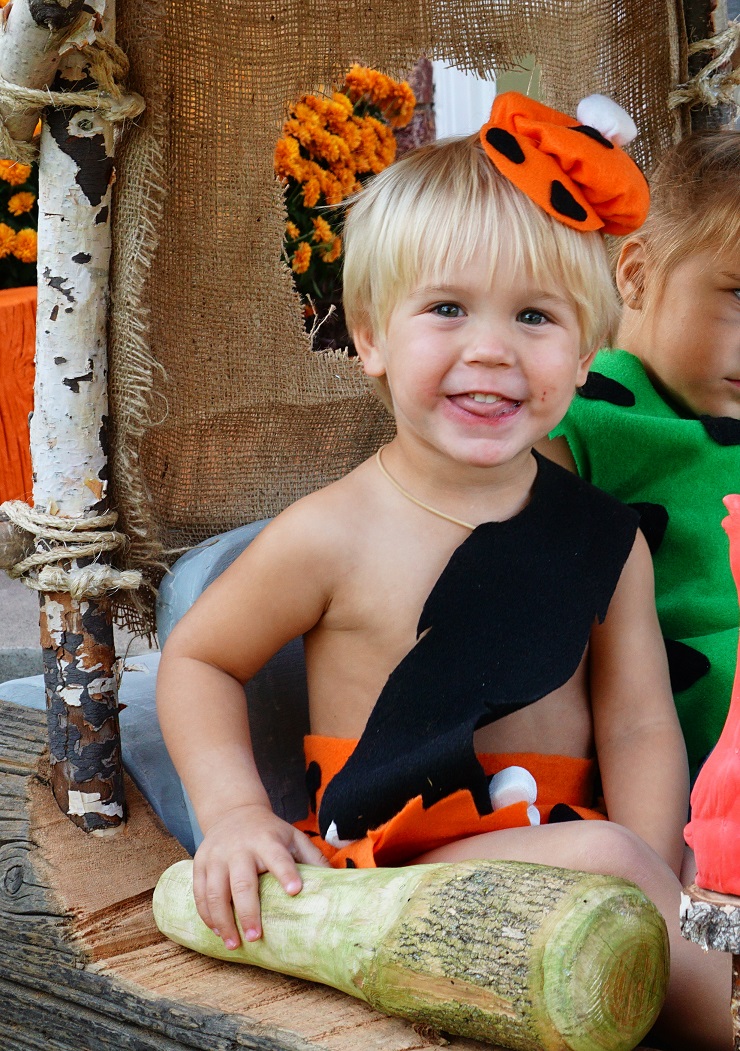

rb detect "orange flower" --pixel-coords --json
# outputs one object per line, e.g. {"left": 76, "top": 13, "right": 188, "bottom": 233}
{"left": 291, "top": 242, "right": 312, "bottom": 274}
{"left": 7, "top": 191, "right": 36, "bottom": 216}
{"left": 312, "top": 216, "right": 334, "bottom": 243}
{"left": 285, "top": 221, "right": 301, "bottom": 240}
{"left": 344, "top": 66, "right": 416, "bottom": 128}
{"left": 0, "top": 158, "right": 32, "bottom": 186}
{"left": 274, "top": 136, "right": 302, "bottom": 181}
{"left": 0, "top": 222, "right": 15, "bottom": 260}
{"left": 302, "top": 177, "right": 321, "bottom": 208}
{"left": 321, "top": 236, "right": 342, "bottom": 264}
{"left": 12, "top": 227, "right": 37, "bottom": 264}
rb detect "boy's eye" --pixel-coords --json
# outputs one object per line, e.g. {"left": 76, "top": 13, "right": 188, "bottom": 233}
{"left": 432, "top": 303, "right": 464, "bottom": 318}
{"left": 517, "top": 308, "right": 549, "bottom": 326}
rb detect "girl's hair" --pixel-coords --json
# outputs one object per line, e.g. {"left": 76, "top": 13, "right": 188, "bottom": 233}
{"left": 342, "top": 134, "right": 619, "bottom": 354}
{"left": 639, "top": 131, "right": 740, "bottom": 297}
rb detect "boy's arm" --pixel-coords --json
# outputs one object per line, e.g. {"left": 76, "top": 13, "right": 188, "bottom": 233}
{"left": 157, "top": 503, "right": 335, "bottom": 947}
{"left": 588, "top": 531, "right": 689, "bottom": 877}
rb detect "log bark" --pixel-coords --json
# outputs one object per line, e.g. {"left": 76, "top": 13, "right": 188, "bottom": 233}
{"left": 681, "top": 0, "right": 735, "bottom": 129}
{"left": 680, "top": 884, "right": 740, "bottom": 1048}
{"left": 0, "top": 0, "right": 127, "bottom": 833}
{"left": 0, "top": 697, "right": 664, "bottom": 1051}
{"left": 0, "top": 0, "right": 89, "bottom": 144}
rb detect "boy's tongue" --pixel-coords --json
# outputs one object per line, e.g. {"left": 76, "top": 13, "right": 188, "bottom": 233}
{"left": 451, "top": 392, "right": 520, "bottom": 419}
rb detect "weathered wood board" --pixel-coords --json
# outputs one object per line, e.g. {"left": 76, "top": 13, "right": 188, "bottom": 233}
{"left": 0, "top": 698, "right": 493, "bottom": 1050}
{"left": 0, "top": 698, "right": 663, "bottom": 1051}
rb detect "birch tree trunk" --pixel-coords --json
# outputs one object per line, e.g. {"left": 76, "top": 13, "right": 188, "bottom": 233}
{"left": 0, "top": 0, "right": 125, "bottom": 834}
{"left": 682, "top": 0, "right": 734, "bottom": 129}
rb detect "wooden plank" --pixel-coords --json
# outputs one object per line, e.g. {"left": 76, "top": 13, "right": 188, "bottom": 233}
{"left": 0, "top": 698, "right": 491, "bottom": 1050}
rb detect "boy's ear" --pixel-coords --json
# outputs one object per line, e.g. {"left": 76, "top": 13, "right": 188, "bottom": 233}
{"left": 616, "top": 237, "right": 647, "bottom": 308}
{"left": 352, "top": 324, "right": 387, "bottom": 378}
{"left": 576, "top": 345, "right": 599, "bottom": 387}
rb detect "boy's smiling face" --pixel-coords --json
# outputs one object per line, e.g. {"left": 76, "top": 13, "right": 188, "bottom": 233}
{"left": 629, "top": 248, "right": 740, "bottom": 420}
{"left": 354, "top": 249, "right": 593, "bottom": 470}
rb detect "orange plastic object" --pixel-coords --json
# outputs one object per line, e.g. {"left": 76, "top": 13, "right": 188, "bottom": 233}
{"left": 684, "top": 493, "right": 740, "bottom": 895}
{"left": 0, "top": 286, "right": 35, "bottom": 504}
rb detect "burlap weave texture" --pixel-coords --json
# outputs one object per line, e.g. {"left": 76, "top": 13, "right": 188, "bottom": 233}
{"left": 109, "top": 0, "right": 685, "bottom": 634}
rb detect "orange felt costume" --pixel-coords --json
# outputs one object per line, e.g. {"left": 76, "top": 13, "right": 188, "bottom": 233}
{"left": 295, "top": 735, "right": 605, "bottom": 869}
{"left": 480, "top": 93, "right": 649, "bottom": 235}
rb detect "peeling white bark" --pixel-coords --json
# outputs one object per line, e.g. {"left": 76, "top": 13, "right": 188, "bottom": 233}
{"left": 0, "top": 0, "right": 88, "bottom": 143}
{"left": 32, "top": 54, "right": 114, "bottom": 517}
{"left": 2, "top": 0, "right": 126, "bottom": 834}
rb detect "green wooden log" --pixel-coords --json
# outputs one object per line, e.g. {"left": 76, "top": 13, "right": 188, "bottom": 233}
{"left": 154, "top": 858, "right": 669, "bottom": 1051}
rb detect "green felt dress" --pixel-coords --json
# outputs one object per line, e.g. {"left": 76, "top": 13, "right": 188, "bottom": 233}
{"left": 552, "top": 349, "right": 740, "bottom": 780}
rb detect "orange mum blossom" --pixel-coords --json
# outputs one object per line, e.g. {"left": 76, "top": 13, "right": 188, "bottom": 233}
{"left": 285, "top": 221, "right": 301, "bottom": 240}
{"left": 7, "top": 191, "right": 36, "bottom": 216}
{"left": 274, "top": 137, "right": 302, "bottom": 181}
{"left": 0, "top": 222, "right": 15, "bottom": 260}
{"left": 0, "top": 158, "right": 32, "bottom": 186}
{"left": 12, "top": 227, "right": 37, "bottom": 264}
{"left": 302, "top": 177, "right": 322, "bottom": 209}
{"left": 312, "top": 216, "right": 334, "bottom": 243}
{"left": 344, "top": 66, "right": 415, "bottom": 128}
{"left": 321, "top": 236, "right": 342, "bottom": 264}
{"left": 291, "top": 242, "right": 312, "bottom": 274}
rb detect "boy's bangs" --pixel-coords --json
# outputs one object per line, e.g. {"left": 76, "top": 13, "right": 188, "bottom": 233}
{"left": 393, "top": 178, "right": 581, "bottom": 306}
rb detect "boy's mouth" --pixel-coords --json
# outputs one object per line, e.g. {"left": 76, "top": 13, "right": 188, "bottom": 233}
{"left": 450, "top": 391, "right": 522, "bottom": 418}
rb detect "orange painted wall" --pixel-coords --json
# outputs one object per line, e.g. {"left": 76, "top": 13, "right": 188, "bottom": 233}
{"left": 0, "top": 286, "right": 35, "bottom": 504}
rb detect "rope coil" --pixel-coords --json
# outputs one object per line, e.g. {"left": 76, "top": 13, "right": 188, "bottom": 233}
{"left": 668, "top": 20, "right": 740, "bottom": 111}
{"left": 0, "top": 33, "right": 145, "bottom": 164}
{"left": 1, "top": 500, "right": 142, "bottom": 600}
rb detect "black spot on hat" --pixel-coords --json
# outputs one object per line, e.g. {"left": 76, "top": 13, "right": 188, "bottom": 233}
{"left": 306, "top": 760, "right": 322, "bottom": 814}
{"left": 577, "top": 371, "right": 636, "bottom": 406}
{"left": 549, "top": 803, "right": 584, "bottom": 823}
{"left": 700, "top": 415, "right": 740, "bottom": 446}
{"left": 664, "top": 638, "right": 711, "bottom": 694}
{"left": 573, "top": 124, "right": 615, "bottom": 149}
{"left": 485, "top": 127, "right": 525, "bottom": 164}
{"left": 629, "top": 502, "right": 669, "bottom": 555}
{"left": 550, "top": 180, "right": 588, "bottom": 222}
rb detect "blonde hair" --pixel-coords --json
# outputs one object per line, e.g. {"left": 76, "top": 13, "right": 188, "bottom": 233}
{"left": 342, "top": 134, "right": 619, "bottom": 355}
{"left": 639, "top": 131, "right": 740, "bottom": 302}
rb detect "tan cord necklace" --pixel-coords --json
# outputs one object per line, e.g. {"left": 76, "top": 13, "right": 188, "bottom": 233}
{"left": 375, "top": 445, "right": 475, "bottom": 531}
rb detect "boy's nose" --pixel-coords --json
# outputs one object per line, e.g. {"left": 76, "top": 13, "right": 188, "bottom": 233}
{"left": 463, "top": 328, "right": 515, "bottom": 365}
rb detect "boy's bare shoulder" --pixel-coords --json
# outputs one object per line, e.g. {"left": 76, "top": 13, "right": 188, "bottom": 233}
{"left": 255, "top": 455, "right": 381, "bottom": 557}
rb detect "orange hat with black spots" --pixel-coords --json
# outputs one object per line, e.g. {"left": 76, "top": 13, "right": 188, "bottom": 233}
{"left": 480, "top": 92, "right": 649, "bottom": 236}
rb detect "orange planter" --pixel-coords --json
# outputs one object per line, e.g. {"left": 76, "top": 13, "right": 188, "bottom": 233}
{"left": 0, "top": 285, "right": 35, "bottom": 504}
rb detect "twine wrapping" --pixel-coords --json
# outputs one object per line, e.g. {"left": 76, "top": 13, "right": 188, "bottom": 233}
{"left": 0, "top": 34, "right": 145, "bottom": 164}
{"left": 1, "top": 500, "right": 142, "bottom": 600}
{"left": 668, "top": 20, "right": 740, "bottom": 111}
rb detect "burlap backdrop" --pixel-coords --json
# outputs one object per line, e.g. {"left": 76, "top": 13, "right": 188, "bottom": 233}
{"left": 110, "top": 0, "right": 686, "bottom": 634}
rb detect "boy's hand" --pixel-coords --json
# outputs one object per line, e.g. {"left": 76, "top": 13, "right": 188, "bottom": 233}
{"left": 192, "top": 802, "right": 330, "bottom": 949}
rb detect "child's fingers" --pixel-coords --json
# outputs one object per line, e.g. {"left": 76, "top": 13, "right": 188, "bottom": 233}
{"left": 229, "top": 864, "right": 264, "bottom": 945}
{"left": 293, "top": 831, "right": 331, "bottom": 867}
{"left": 193, "top": 858, "right": 241, "bottom": 946}
{"left": 266, "top": 847, "right": 303, "bottom": 897}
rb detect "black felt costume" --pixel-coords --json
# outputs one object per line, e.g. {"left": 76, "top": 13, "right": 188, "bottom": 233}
{"left": 319, "top": 454, "right": 639, "bottom": 842}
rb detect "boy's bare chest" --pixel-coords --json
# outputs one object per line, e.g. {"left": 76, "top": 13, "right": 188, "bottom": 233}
{"left": 307, "top": 533, "right": 593, "bottom": 754}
